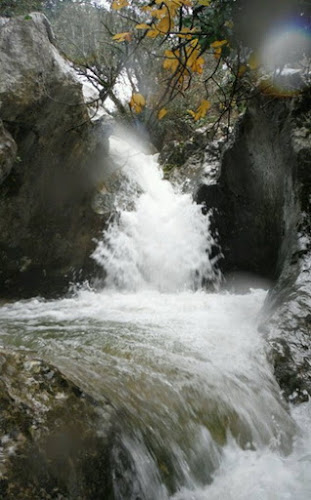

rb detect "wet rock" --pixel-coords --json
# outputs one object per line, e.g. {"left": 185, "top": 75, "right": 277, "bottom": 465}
{"left": 0, "top": 350, "right": 116, "bottom": 499}
{"left": 0, "top": 13, "right": 111, "bottom": 297}
{"left": 196, "top": 100, "right": 295, "bottom": 279}
{"left": 0, "top": 121, "right": 16, "bottom": 183}
{"left": 260, "top": 91, "right": 311, "bottom": 402}
{"left": 160, "top": 127, "right": 224, "bottom": 193}
{"left": 194, "top": 88, "right": 311, "bottom": 401}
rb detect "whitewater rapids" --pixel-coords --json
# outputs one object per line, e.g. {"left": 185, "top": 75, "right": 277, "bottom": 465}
{"left": 0, "top": 136, "right": 310, "bottom": 499}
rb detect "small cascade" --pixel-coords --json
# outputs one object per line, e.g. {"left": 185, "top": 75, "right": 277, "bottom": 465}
{"left": 92, "top": 136, "right": 220, "bottom": 292}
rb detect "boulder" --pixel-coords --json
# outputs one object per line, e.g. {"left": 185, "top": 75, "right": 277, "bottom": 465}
{"left": 196, "top": 101, "right": 295, "bottom": 280}
{"left": 260, "top": 91, "right": 311, "bottom": 402}
{"left": 0, "top": 350, "right": 115, "bottom": 499}
{"left": 160, "top": 126, "right": 224, "bottom": 193}
{"left": 195, "top": 88, "right": 311, "bottom": 401}
{"left": 0, "top": 348, "right": 150, "bottom": 499}
{"left": 0, "top": 13, "right": 110, "bottom": 297}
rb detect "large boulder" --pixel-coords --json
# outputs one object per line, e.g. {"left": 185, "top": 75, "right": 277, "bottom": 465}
{"left": 0, "top": 350, "right": 115, "bottom": 499}
{"left": 0, "top": 13, "right": 109, "bottom": 297}
{"left": 0, "top": 349, "right": 149, "bottom": 499}
{"left": 260, "top": 92, "right": 311, "bottom": 402}
{"left": 195, "top": 89, "right": 311, "bottom": 401}
{"left": 196, "top": 101, "right": 294, "bottom": 280}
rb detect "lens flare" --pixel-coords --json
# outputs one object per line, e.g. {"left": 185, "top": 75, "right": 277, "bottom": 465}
{"left": 258, "top": 20, "right": 311, "bottom": 95}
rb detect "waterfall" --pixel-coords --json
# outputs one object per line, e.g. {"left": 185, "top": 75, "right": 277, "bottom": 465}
{"left": 0, "top": 135, "right": 310, "bottom": 499}
{"left": 92, "top": 136, "right": 220, "bottom": 292}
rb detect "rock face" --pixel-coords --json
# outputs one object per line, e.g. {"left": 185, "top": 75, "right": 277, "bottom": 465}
{"left": 0, "top": 350, "right": 115, "bottom": 499}
{"left": 160, "top": 127, "right": 223, "bottom": 193}
{"left": 0, "top": 349, "right": 150, "bottom": 499}
{"left": 195, "top": 89, "right": 311, "bottom": 401}
{"left": 0, "top": 121, "right": 17, "bottom": 183}
{"left": 197, "top": 105, "right": 292, "bottom": 280}
{"left": 260, "top": 92, "right": 311, "bottom": 402}
{"left": 0, "top": 13, "right": 109, "bottom": 297}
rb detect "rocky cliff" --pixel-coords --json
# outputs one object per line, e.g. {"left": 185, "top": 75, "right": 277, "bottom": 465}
{"left": 0, "top": 13, "right": 109, "bottom": 297}
{"left": 195, "top": 90, "right": 311, "bottom": 402}
{"left": 0, "top": 350, "right": 114, "bottom": 499}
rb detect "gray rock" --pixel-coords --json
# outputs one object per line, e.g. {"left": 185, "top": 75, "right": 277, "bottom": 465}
{"left": 0, "top": 120, "right": 16, "bottom": 183}
{"left": 260, "top": 92, "right": 311, "bottom": 402}
{"left": 0, "top": 14, "right": 111, "bottom": 297}
{"left": 196, "top": 100, "right": 295, "bottom": 279}
{"left": 0, "top": 349, "right": 115, "bottom": 499}
{"left": 195, "top": 88, "right": 311, "bottom": 402}
{"left": 160, "top": 126, "right": 224, "bottom": 194}
{"left": 0, "top": 348, "right": 152, "bottom": 499}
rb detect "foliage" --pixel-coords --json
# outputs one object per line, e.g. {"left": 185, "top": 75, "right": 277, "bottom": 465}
{"left": 4, "top": 0, "right": 309, "bottom": 145}
{"left": 107, "top": 0, "right": 310, "bottom": 132}
{"left": 106, "top": 0, "right": 244, "bottom": 132}
{"left": 44, "top": 1, "right": 238, "bottom": 145}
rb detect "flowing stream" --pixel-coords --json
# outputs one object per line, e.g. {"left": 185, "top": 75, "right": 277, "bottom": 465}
{"left": 0, "top": 136, "right": 311, "bottom": 498}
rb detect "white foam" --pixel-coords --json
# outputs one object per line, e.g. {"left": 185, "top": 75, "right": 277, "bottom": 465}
{"left": 93, "top": 136, "right": 219, "bottom": 291}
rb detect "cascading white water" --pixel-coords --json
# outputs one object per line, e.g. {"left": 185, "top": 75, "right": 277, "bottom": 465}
{"left": 0, "top": 289, "right": 311, "bottom": 499}
{"left": 92, "top": 136, "right": 219, "bottom": 292}
{"left": 0, "top": 135, "right": 310, "bottom": 499}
